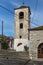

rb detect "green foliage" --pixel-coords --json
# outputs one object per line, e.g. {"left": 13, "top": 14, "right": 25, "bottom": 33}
{"left": 1, "top": 40, "right": 9, "bottom": 50}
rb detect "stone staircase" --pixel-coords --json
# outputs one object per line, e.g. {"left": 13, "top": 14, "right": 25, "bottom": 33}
{"left": 0, "top": 50, "right": 29, "bottom": 59}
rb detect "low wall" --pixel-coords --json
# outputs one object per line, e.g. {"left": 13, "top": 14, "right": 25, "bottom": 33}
{"left": 0, "top": 50, "right": 29, "bottom": 59}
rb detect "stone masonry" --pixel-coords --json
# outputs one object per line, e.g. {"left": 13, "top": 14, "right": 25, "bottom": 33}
{"left": 29, "top": 30, "right": 43, "bottom": 60}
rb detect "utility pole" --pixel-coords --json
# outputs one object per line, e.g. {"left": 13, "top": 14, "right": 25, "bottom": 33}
{"left": 1, "top": 20, "right": 4, "bottom": 49}
{"left": 2, "top": 20, "right": 3, "bottom": 41}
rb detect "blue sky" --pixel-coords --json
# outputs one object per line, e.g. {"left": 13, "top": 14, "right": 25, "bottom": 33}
{"left": 0, "top": 0, "right": 43, "bottom": 37}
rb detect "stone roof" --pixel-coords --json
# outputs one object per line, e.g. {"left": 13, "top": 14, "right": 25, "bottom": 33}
{"left": 28, "top": 26, "right": 43, "bottom": 31}
{"left": 14, "top": 6, "right": 30, "bottom": 9}
{"left": 14, "top": 5, "right": 31, "bottom": 14}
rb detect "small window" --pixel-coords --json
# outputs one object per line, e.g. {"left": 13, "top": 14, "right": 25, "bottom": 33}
{"left": 20, "top": 23, "right": 23, "bottom": 29}
{"left": 20, "top": 36, "right": 22, "bottom": 38}
{"left": 19, "top": 12, "right": 24, "bottom": 19}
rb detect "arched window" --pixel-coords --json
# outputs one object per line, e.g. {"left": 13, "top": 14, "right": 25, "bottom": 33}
{"left": 19, "top": 12, "right": 24, "bottom": 19}
{"left": 20, "top": 23, "right": 23, "bottom": 29}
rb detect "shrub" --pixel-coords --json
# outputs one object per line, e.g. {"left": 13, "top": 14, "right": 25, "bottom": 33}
{"left": 1, "top": 40, "right": 9, "bottom": 50}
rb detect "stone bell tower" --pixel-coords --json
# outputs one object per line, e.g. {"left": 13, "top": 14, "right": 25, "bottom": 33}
{"left": 14, "top": 6, "right": 31, "bottom": 51}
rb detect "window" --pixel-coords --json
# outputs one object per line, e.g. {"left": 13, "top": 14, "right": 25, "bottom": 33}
{"left": 20, "top": 23, "right": 23, "bottom": 29}
{"left": 19, "top": 12, "right": 24, "bottom": 19}
{"left": 20, "top": 36, "right": 22, "bottom": 38}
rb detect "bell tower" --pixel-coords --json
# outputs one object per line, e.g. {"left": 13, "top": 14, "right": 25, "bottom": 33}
{"left": 14, "top": 6, "right": 31, "bottom": 51}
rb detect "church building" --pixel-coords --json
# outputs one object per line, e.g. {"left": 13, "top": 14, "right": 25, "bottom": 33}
{"left": 14, "top": 5, "right": 43, "bottom": 60}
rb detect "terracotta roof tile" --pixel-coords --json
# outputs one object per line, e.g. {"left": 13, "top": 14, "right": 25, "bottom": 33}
{"left": 28, "top": 26, "right": 43, "bottom": 31}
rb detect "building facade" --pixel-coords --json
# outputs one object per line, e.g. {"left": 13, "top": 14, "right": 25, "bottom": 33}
{"left": 14, "top": 6, "right": 43, "bottom": 60}
{"left": 29, "top": 26, "right": 43, "bottom": 60}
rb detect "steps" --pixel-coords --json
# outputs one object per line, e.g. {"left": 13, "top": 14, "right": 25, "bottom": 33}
{"left": 0, "top": 50, "right": 29, "bottom": 59}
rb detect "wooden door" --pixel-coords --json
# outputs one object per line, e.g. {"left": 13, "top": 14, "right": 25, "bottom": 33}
{"left": 38, "top": 43, "right": 43, "bottom": 58}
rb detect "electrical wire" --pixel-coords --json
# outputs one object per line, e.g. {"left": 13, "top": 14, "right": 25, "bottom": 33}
{"left": 0, "top": 5, "right": 14, "bottom": 37}
{"left": 0, "top": 1, "right": 40, "bottom": 27}
{"left": 15, "top": 13, "right": 40, "bottom": 27}
{"left": 31, "top": 0, "right": 38, "bottom": 23}
{"left": 0, "top": 5, "right": 14, "bottom": 14}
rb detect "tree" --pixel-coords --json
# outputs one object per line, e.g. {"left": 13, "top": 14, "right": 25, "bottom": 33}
{"left": 1, "top": 40, "right": 9, "bottom": 50}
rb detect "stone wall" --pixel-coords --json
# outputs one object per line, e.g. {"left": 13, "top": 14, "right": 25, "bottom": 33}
{"left": 14, "top": 7, "right": 30, "bottom": 51}
{"left": 29, "top": 30, "right": 43, "bottom": 60}
{"left": 0, "top": 50, "right": 29, "bottom": 59}
{"left": 15, "top": 8, "right": 30, "bottom": 39}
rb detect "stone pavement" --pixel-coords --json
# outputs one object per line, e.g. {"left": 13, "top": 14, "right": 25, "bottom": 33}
{"left": 0, "top": 58, "right": 43, "bottom": 65}
{"left": 0, "top": 51, "right": 43, "bottom": 65}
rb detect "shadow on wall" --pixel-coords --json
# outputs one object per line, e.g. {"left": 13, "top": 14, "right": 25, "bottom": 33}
{"left": 24, "top": 45, "right": 29, "bottom": 52}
